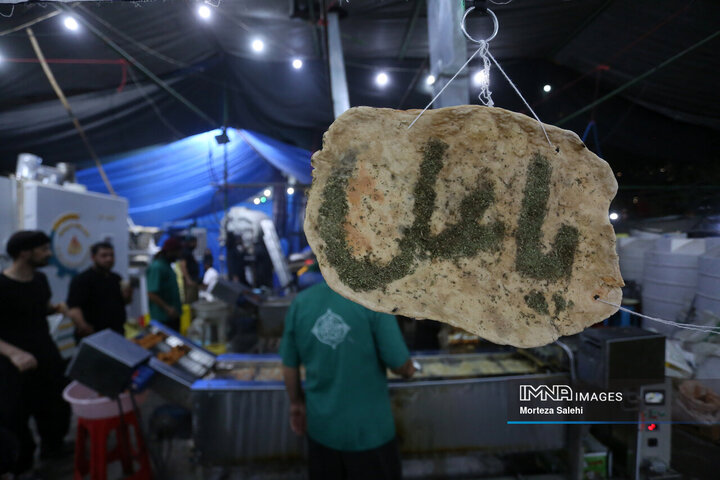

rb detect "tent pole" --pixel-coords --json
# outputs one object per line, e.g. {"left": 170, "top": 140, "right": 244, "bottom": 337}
{"left": 26, "top": 27, "right": 118, "bottom": 199}
{"left": 427, "top": 0, "right": 469, "bottom": 107}
{"left": 327, "top": 10, "right": 350, "bottom": 118}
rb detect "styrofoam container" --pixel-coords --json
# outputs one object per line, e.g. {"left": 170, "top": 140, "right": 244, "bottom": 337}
{"left": 697, "top": 245, "right": 720, "bottom": 317}
{"left": 62, "top": 381, "right": 145, "bottom": 420}
{"left": 617, "top": 236, "right": 659, "bottom": 285}
{"left": 641, "top": 238, "right": 715, "bottom": 334}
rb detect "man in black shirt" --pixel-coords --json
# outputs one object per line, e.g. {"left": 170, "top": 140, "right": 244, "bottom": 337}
{"left": 0, "top": 231, "right": 71, "bottom": 477}
{"left": 66, "top": 242, "right": 131, "bottom": 339}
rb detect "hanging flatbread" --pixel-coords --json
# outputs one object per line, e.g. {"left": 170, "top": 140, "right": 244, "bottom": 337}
{"left": 304, "top": 105, "right": 623, "bottom": 348}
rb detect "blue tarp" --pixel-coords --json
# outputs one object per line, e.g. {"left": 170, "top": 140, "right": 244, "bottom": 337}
{"left": 76, "top": 128, "right": 311, "bottom": 263}
{"left": 77, "top": 127, "right": 311, "bottom": 226}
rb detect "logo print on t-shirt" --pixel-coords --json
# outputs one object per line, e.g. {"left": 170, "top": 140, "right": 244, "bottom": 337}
{"left": 311, "top": 309, "right": 351, "bottom": 349}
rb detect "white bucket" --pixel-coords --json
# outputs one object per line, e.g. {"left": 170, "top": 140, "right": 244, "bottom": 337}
{"left": 62, "top": 381, "right": 145, "bottom": 420}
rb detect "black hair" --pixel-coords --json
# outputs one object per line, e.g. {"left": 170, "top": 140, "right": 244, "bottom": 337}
{"left": 6, "top": 230, "right": 50, "bottom": 259}
{"left": 90, "top": 241, "right": 114, "bottom": 256}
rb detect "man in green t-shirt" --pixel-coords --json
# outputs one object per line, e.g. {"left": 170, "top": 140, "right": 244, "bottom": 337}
{"left": 281, "top": 281, "right": 415, "bottom": 480}
{"left": 146, "top": 237, "right": 183, "bottom": 331}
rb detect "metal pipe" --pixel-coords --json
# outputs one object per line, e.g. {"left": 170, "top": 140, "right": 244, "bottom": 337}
{"left": 327, "top": 11, "right": 350, "bottom": 118}
{"left": 555, "top": 340, "right": 576, "bottom": 384}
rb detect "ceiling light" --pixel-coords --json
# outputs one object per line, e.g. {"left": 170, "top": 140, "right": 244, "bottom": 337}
{"left": 375, "top": 72, "right": 389, "bottom": 87}
{"left": 426, "top": 75, "right": 436, "bottom": 86}
{"left": 263, "top": 189, "right": 272, "bottom": 197}
{"left": 292, "top": 58, "right": 303, "bottom": 70}
{"left": 609, "top": 212, "right": 619, "bottom": 221}
{"left": 63, "top": 16, "right": 79, "bottom": 31}
{"left": 473, "top": 69, "right": 489, "bottom": 86}
{"left": 197, "top": 5, "right": 211, "bottom": 20}
{"left": 252, "top": 39, "right": 264, "bottom": 53}
{"left": 543, "top": 84, "right": 552, "bottom": 93}
{"left": 253, "top": 198, "right": 260, "bottom": 205}
{"left": 287, "top": 187, "right": 295, "bottom": 195}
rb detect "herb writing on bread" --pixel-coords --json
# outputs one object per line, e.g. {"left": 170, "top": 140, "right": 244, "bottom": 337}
{"left": 318, "top": 139, "right": 577, "bottom": 299}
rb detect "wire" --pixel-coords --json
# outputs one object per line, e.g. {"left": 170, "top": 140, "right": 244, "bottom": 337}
{"left": 0, "top": 5, "right": 14, "bottom": 18}
{"left": 127, "top": 65, "right": 185, "bottom": 139}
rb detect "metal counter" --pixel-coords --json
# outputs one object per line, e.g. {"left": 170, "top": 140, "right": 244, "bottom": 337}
{"left": 191, "top": 353, "right": 568, "bottom": 466}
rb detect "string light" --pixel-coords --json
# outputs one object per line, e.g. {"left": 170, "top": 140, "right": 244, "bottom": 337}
{"left": 263, "top": 188, "right": 271, "bottom": 197}
{"left": 63, "top": 16, "right": 79, "bottom": 31}
{"left": 375, "top": 72, "right": 389, "bottom": 87}
{"left": 473, "top": 69, "right": 489, "bottom": 87}
{"left": 260, "top": 196, "right": 267, "bottom": 203}
{"left": 251, "top": 39, "right": 264, "bottom": 53}
{"left": 609, "top": 212, "right": 619, "bottom": 221}
{"left": 253, "top": 198, "right": 260, "bottom": 205}
{"left": 292, "top": 58, "right": 303, "bottom": 69}
{"left": 543, "top": 84, "right": 552, "bottom": 93}
{"left": 426, "top": 75, "right": 436, "bottom": 85}
{"left": 197, "top": 5, "right": 211, "bottom": 20}
{"left": 287, "top": 187, "right": 295, "bottom": 195}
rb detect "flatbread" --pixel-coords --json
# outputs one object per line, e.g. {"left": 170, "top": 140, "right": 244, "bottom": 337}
{"left": 304, "top": 105, "right": 623, "bottom": 347}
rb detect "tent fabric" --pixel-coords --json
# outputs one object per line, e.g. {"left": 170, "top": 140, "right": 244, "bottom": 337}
{"left": 75, "top": 127, "right": 311, "bottom": 227}
{"left": 1, "top": 0, "right": 718, "bottom": 180}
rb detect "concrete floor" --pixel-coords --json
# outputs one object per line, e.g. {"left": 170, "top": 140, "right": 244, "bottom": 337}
{"left": 28, "top": 391, "right": 714, "bottom": 480}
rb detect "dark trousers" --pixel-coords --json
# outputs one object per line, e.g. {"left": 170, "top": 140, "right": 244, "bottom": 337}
{"left": 307, "top": 436, "right": 402, "bottom": 480}
{"left": 0, "top": 356, "right": 71, "bottom": 474}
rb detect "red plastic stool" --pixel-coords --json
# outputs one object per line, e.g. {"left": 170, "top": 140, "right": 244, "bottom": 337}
{"left": 73, "top": 411, "right": 153, "bottom": 480}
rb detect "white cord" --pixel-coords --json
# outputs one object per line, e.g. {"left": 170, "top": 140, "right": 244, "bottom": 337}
{"left": 595, "top": 297, "right": 720, "bottom": 334}
{"left": 407, "top": 45, "right": 486, "bottom": 130}
{"left": 487, "top": 50, "right": 554, "bottom": 150}
{"left": 408, "top": 6, "right": 556, "bottom": 152}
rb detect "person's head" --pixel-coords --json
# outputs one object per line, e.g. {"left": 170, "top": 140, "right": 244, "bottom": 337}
{"left": 90, "top": 241, "right": 115, "bottom": 271}
{"left": 160, "top": 237, "right": 183, "bottom": 262}
{"left": 6, "top": 230, "right": 52, "bottom": 268}
{"left": 203, "top": 252, "right": 214, "bottom": 270}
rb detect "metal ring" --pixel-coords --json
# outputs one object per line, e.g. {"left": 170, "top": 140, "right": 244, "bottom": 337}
{"left": 461, "top": 7, "right": 499, "bottom": 44}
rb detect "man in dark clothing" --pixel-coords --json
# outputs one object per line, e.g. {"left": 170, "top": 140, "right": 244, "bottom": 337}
{"left": 67, "top": 242, "right": 132, "bottom": 340}
{"left": 0, "top": 231, "right": 71, "bottom": 477}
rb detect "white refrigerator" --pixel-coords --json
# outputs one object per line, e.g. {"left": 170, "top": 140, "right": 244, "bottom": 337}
{"left": 1, "top": 177, "right": 129, "bottom": 357}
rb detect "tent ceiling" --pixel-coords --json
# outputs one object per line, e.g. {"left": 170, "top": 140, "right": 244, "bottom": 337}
{"left": 0, "top": 0, "right": 718, "bottom": 184}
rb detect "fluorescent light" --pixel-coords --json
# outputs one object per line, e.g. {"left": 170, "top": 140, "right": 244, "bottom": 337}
{"left": 609, "top": 212, "right": 619, "bottom": 221}
{"left": 197, "top": 5, "right": 211, "bottom": 20}
{"left": 473, "top": 69, "right": 489, "bottom": 86}
{"left": 543, "top": 84, "right": 552, "bottom": 93}
{"left": 252, "top": 39, "right": 264, "bottom": 53}
{"left": 263, "top": 189, "right": 272, "bottom": 197}
{"left": 426, "top": 75, "right": 436, "bottom": 86}
{"left": 375, "top": 72, "right": 389, "bottom": 87}
{"left": 287, "top": 187, "right": 295, "bottom": 195}
{"left": 64, "top": 16, "right": 79, "bottom": 31}
{"left": 253, "top": 198, "right": 260, "bottom": 205}
{"left": 292, "top": 58, "right": 303, "bottom": 70}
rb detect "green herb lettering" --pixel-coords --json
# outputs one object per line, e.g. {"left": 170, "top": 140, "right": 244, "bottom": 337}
{"left": 317, "top": 142, "right": 578, "bottom": 295}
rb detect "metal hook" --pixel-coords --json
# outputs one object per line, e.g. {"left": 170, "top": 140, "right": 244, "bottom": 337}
{"left": 461, "top": 6, "right": 499, "bottom": 44}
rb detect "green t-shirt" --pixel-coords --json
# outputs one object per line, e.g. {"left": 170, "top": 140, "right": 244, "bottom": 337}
{"left": 146, "top": 257, "right": 182, "bottom": 323}
{"left": 280, "top": 282, "right": 409, "bottom": 451}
